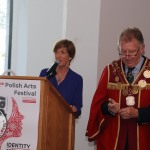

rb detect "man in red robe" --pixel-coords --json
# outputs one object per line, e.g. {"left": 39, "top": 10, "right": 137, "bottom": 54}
{"left": 86, "top": 27, "right": 150, "bottom": 150}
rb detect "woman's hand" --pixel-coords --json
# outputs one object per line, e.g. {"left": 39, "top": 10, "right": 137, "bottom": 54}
{"left": 70, "top": 105, "right": 77, "bottom": 112}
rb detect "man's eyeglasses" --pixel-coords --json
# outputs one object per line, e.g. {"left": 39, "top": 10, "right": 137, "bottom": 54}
{"left": 118, "top": 46, "right": 140, "bottom": 58}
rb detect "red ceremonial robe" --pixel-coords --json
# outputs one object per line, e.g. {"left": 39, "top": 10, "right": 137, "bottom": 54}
{"left": 86, "top": 58, "right": 150, "bottom": 150}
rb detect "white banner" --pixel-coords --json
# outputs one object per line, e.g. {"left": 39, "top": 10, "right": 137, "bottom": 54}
{"left": 0, "top": 79, "right": 40, "bottom": 150}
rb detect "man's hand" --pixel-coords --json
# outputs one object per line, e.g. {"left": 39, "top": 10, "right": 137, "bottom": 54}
{"left": 108, "top": 98, "right": 119, "bottom": 114}
{"left": 119, "top": 107, "right": 138, "bottom": 119}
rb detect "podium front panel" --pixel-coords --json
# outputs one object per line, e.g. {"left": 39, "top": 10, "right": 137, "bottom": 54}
{"left": 0, "top": 76, "right": 75, "bottom": 150}
{"left": 0, "top": 77, "right": 41, "bottom": 150}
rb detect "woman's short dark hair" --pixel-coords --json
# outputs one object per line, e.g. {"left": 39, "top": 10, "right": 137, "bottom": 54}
{"left": 53, "top": 39, "right": 76, "bottom": 61}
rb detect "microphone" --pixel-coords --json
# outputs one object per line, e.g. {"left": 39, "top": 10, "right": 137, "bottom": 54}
{"left": 46, "top": 60, "right": 60, "bottom": 78}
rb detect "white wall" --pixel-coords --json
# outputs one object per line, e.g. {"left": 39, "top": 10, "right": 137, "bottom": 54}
{"left": 12, "top": 0, "right": 65, "bottom": 75}
{"left": 12, "top": 0, "right": 28, "bottom": 75}
{"left": 11, "top": 0, "right": 150, "bottom": 150}
{"left": 98, "top": 0, "right": 150, "bottom": 80}
{"left": 65, "top": 1, "right": 101, "bottom": 149}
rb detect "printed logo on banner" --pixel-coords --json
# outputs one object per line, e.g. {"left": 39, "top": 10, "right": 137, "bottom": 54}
{"left": 22, "top": 97, "right": 36, "bottom": 103}
{"left": 0, "top": 82, "right": 4, "bottom": 87}
{"left": 0, "top": 96, "right": 31, "bottom": 150}
{"left": 0, "top": 110, "right": 7, "bottom": 138}
{"left": 0, "top": 96, "right": 7, "bottom": 138}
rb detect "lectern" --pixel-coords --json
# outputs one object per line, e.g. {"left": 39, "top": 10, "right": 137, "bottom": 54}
{"left": 0, "top": 76, "right": 75, "bottom": 150}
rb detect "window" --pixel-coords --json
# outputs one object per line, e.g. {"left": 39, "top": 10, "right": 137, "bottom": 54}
{"left": 0, "top": 0, "right": 12, "bottom": 75}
